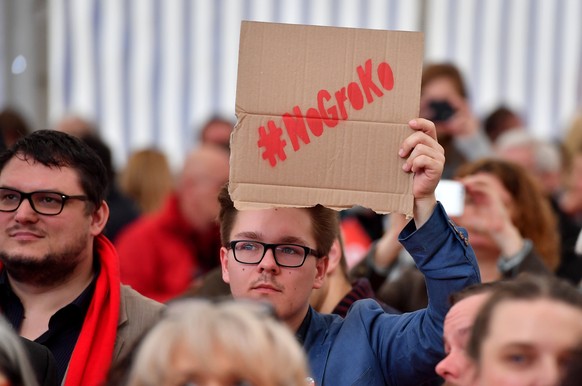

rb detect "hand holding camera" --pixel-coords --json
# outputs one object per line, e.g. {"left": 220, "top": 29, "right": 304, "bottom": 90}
{"left": 422, "top": 95, "right": 479, "bottom": 138}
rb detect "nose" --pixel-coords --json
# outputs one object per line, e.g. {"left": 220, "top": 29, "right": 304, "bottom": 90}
{"left": 13, "top": 197, "right": 39, "bottom": 223}
{"left": 257, "top": 247, "right": 280, "bottom": 273}
{"left": 435, "top": 353, "right": 460, "bottom": 383}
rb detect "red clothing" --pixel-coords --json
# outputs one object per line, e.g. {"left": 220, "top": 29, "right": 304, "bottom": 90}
{"left": 65, "top": 235, "right": 120, "bottom": 386}
{"left": 0, "top": 235, "right": 121, "bottom": 386}
{"left": 115, "top": 194, "right": 221, "bottom": 302}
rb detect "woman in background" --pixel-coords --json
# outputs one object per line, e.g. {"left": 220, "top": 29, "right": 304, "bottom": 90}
{"left": 453, "top": 158, "right": 559, "bottom": 281}
{"left": 119, "top": 148, "right": 174, "bottom": 214}
{"left": 353, "top": 158, "right": 558, "bottom": 312}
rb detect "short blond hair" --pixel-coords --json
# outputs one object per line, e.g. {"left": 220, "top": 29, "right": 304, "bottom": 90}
{"left": 126, "top": 299, "right": 310, "bottom": 386}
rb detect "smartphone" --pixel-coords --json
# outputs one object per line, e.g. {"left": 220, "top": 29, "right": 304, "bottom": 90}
{"left": 435, "top": 179, "right": 465, "bottom": 216}
{"left": 428, "top": 100, "right": 456, "bottom": 122}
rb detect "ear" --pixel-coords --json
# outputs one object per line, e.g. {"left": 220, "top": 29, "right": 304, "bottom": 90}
{"left": 90, "top": 201, "right": 109, "bottom": 236}
{"left": 312, "top": 256, "right": 329, "bottom": 290}
{"left": 220, "top": 246, "right": 231, "bottom": 284}
{"left": 325, "top": 238, "right": 342, "bottom": 274}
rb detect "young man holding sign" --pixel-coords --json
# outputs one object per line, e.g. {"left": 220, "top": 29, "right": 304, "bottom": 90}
{"left": 219, "top": 118, "right": 480, "bottom": 385}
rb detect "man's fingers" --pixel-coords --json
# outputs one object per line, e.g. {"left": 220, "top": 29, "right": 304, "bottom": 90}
{"left": 399, "top": 131, "right": 444, "bottom": 159}
{"left": 408, "top": 118, "right": 437, "bottom": 139}
{"left": 406, "top": 153, "right": 444, "bottom": 174}
{"left": 401, "top": 143, "right": 445, "bottom": 173}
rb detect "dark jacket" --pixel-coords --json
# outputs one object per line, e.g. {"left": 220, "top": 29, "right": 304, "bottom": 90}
{"left": 21, "top": 337, "right": 58, "bottom": 386}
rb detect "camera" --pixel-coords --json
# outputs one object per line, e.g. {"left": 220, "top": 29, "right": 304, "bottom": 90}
{"left": 428, "top": 100, "right": 456, "bottom": 122}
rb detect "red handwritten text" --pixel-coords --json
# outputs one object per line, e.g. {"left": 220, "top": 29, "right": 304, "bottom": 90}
{"left": 257, "top": 59, "right": 394, "bottom": 166}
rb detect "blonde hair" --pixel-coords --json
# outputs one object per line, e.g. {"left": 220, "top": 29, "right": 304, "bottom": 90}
{"left": 126, "top": 299, "right": 310, "bottom": 386}
{"left": 119, "top": 149, "right": 174, "bottom": 213}
{"left": 564, "top": 112, "right": 582, "bottom": 159}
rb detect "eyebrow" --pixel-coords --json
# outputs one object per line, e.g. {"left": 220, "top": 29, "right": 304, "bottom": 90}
{"left": 232, "top": 232, "right": 310, "bottom": 246}
{"left": 500, "top": 342, "right": 535, "bottom": 350}
{"left": 233, "top": 231, "right": 262, "bottom": 240}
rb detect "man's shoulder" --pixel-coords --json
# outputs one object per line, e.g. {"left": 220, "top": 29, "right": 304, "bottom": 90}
{"left": 345, "top": 298, "right": 386, "bottom": 314}
{"left": 120, "top": 285, "right": 165, "bottom": 316}
{"left": 114, "top": 286, "right": 165, "bottom": 361}
{"left": 311, "top": 299, "right": 386, "bottom": 331}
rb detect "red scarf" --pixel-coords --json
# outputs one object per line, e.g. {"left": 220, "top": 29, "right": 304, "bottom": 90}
{"left": 64, "top": 234, "right": 120, "bottom": 386}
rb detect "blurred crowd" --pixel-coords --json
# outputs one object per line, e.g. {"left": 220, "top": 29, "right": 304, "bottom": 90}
{"left": 1, "top": 61, "right": 582, "bottom": 386}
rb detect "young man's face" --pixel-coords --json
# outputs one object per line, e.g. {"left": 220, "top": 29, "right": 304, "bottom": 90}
{"left": 470, "top": 299, "right": 582, "bottom": 386}
{"left": 220, "top": 207, "right": 328, "bottom": 331}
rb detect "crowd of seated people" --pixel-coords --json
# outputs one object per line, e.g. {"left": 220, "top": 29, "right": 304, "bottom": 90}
{"left": 2, "top": 58, "right": 582, "bottom": 386}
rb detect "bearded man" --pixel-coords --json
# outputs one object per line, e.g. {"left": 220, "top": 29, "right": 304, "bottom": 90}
{"left": 0, "top": 130, "right": 163, "bottom": 386}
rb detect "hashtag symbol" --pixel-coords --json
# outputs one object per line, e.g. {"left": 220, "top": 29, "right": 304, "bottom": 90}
{"left": 257, "top": 120, "right": 287, "bottom": 167}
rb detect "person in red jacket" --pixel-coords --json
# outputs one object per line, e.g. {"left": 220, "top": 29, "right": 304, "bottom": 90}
{"left": 115, "top": 145, "right": 229, "bottom": 302}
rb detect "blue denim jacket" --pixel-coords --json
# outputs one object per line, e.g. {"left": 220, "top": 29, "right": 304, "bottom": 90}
{"left": 303, "top": 203, "right": 480, "bottom": 385}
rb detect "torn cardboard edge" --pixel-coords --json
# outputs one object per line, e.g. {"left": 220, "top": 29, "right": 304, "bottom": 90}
{"left": 230, "top": 184, "right": 414, "bottom": 217}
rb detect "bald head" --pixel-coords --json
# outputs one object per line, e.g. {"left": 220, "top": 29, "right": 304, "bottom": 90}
{"left": 178, "top": 145, "right": 230, "bottom": 230}
{"left": 200, "top": 118, "right": 233, "bottom": 151}
{"left": 54, "top": 115, "right": 97, "bottom": 138}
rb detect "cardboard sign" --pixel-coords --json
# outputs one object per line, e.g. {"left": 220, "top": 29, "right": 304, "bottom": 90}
{"left": 230, "top": 21, "right": 424, "bottom": 215}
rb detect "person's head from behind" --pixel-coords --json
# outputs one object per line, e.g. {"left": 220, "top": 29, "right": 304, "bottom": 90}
{"left": 453, "top": 158, "right": 560, "bottom": 271}
{"left": 119, "top": 148, "right": 174, "bottom": 214}
{"left": 177, "top": 145, "right": 229, "bottom": 231}
{"left": 126, "top": 299, "right": 310, "bottom": 386}
{"left": 466, "top": 274, "right": 582, "bottom": 386}
{"left": 218, "top": 184, "right": 339, "bottom": 330}
{"left": 0, "top": 107, "right": 31, "bottom": 150}
{"left": 436, "top": 282, "right": 504, "bottom": 386}
{"left": 53, "top": 114, "right": 97, "bottom": 138}
{"left": 0, "top": 316, "right": 39, "bottom": 386}
{"left": 483, "top": 106, "right": 523, "bottom": 143}
{"left": 0, "top": 130, "right": 109, "bottom": 287}
{"left": 495, "top": 131, "right": 564, "bottom": 196}
{"left": 199, "top": 116, "right": 234, "bottom": 151}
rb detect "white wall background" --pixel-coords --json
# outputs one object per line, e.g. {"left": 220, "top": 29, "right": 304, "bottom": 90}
{"left": 45, "top": 0, "right": 582, "bottom": 170}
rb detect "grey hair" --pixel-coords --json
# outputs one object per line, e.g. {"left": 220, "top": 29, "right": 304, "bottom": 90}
{"left": 495, "top": 130, "right": 562, "bottom": 173}
{"left": 0, "top": 316, "right": 39, "bottom": 386}
{"left": 126, "top": 299, "right": 310, "bottom": 386}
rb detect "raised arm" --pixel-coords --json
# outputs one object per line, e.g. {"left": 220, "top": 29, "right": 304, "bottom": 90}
{"left": 399, "top": 118, "right": 444, "bottom": 227}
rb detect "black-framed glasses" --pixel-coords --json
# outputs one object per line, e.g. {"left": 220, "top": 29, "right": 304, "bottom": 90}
{"left": 228, "top": 240, "right": 320, "bottom": 268}
{"left": 0, "top": 188, "right": 88, "bottom": 216}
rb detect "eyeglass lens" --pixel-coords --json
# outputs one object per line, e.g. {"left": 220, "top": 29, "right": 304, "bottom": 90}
{"left": 232, "top": 241, "right": 307, "bottom": 267}
{"left": 0, "top": 188, "right": 65, "bottom": 215}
